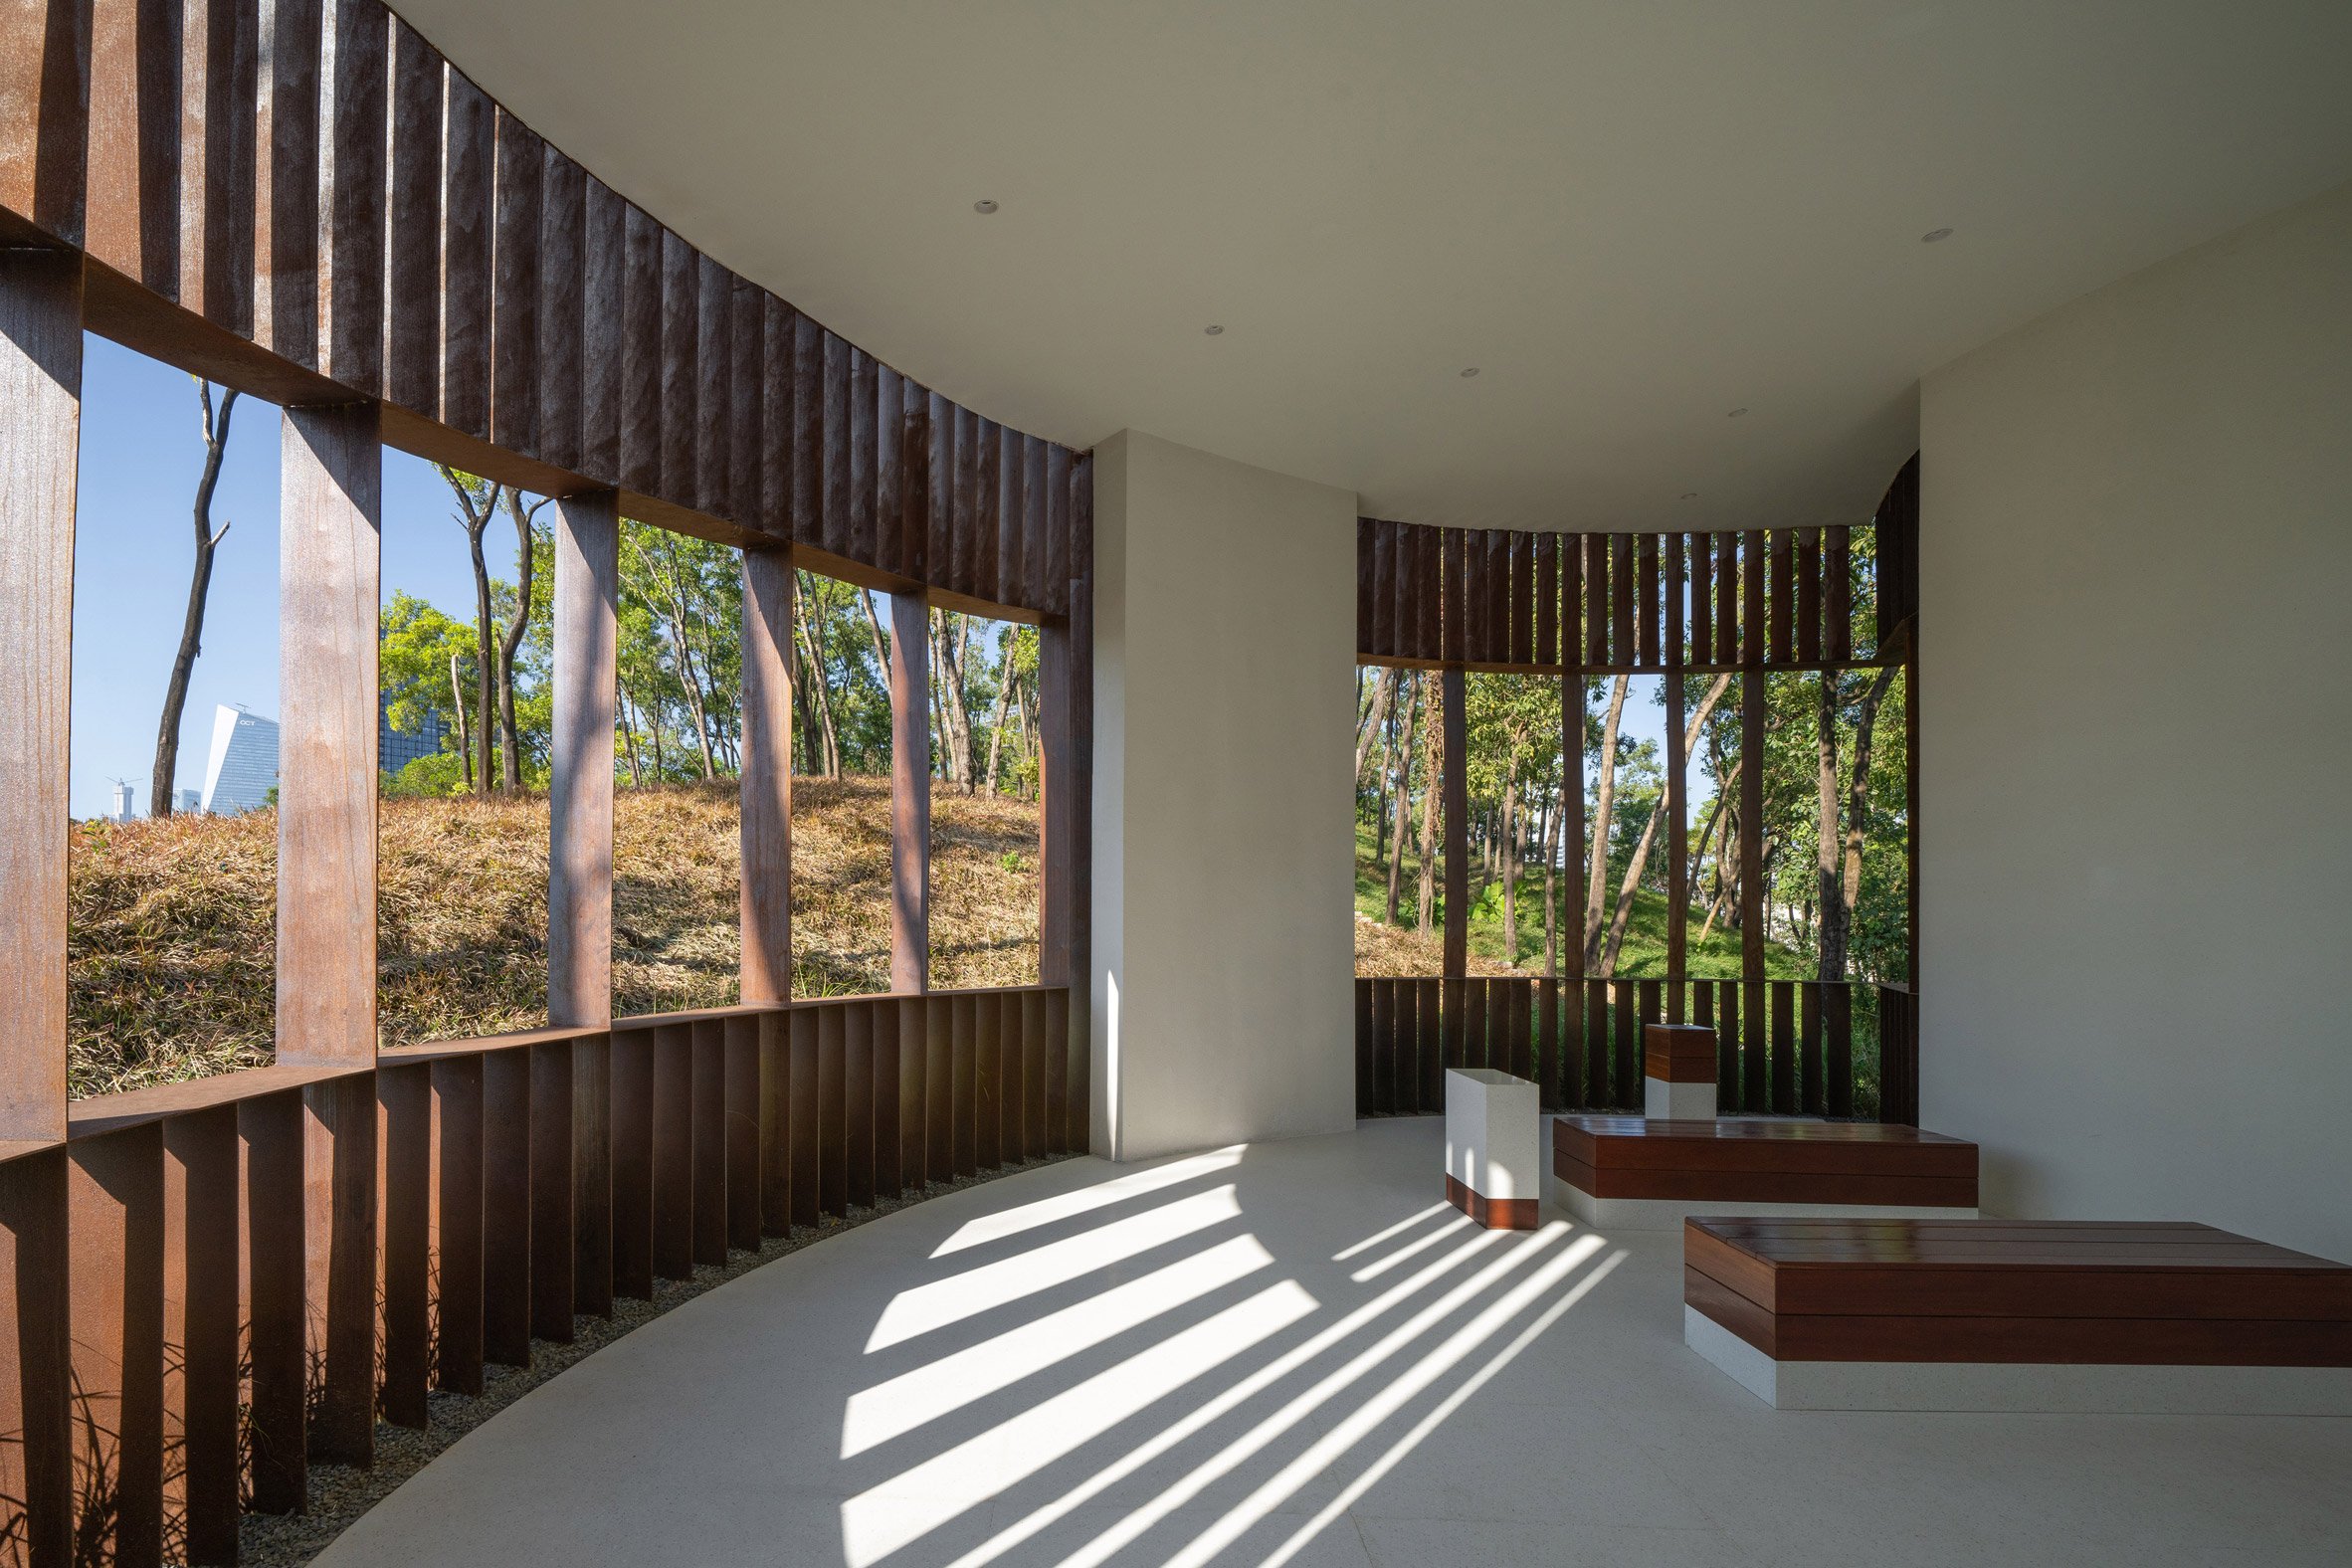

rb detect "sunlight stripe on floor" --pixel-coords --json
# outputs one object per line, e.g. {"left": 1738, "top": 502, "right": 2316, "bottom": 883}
{"left": 866, "top": 1187, "right": 1242, "bottom": 1351}
{"left": 842, "top": 1235, "right": 1274, "bottom": 1457}
{"left": 942, "top": 1226, "right": 1520, "bottom": 1568}
{"left": 1329, "top": 1203, "right": 1449, "bottom": 1263}
{"left": 839, "top": 1281, "right": 1317, "bottom": 1568}
{"left": 931, "top": 1148, "right": 1247, "bottom": 1258}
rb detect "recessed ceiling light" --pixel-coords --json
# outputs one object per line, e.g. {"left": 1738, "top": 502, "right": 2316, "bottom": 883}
{"left": 1204, "top": 324, "right": 1224, "bottom": 335}
{"left": 1921, "top": 227, "right": 1953, "bottom": 243}
{"left": 1681, "top": 491, "right": 1698, "bottom": 500}
{"left": 973, "top": 199, "right": 999, "bottom": 214}
{"left": 1460, "top": 367, "right": 1480, "bottom": 378}
{"left": 1727, "top": 407, "right": 1748, "bottom": 418}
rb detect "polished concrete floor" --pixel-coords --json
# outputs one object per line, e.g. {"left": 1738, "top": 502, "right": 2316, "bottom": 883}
{"left": 318, "top": 1117, "right": 2352, "bottom": 1567}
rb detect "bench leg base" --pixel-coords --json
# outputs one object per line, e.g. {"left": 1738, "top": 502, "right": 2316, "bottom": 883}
{"left": 1685, "top": 1306, "right": 2352, "bottom": 1414}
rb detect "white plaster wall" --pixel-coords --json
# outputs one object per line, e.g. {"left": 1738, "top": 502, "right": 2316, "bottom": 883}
{"left": 1090, "top": 431, "right": 1359, "bottom": 1161}
{"left": 1919, "top": 179, "right": 2352, "bottom": 1264}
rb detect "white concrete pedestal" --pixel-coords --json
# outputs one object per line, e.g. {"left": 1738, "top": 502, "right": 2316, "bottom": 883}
{"left": 1644, "top": 1078, "right": 1716, "bottom": 1120}
{"left": 1444, "top": 1069, "right": 1540, "bottom": 1230}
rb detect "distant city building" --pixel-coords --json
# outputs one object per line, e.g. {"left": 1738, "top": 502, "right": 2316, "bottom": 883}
{"left": 110, "top": 781, "right": 134, "bottom": 822}
{"left": 379, "top": 687, "right": 449, "bottom": 774}
{"left": 178, "top": 788, "right": 201, "bottom": 814}
{"left": 201, "top": 704, "right": 279, "bottom": 815}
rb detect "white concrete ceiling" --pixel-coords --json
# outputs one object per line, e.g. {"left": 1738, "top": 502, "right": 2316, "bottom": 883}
{"left": 393, "top": 1, "right": 2352, "bottom": 531}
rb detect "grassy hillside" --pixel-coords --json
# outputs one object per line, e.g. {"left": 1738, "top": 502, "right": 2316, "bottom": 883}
{"left": 1353, "top": 819, "right": 1803, "bottom": 978}
{"left": 68, "top": 778, "right": 1040, "bottom": 1098}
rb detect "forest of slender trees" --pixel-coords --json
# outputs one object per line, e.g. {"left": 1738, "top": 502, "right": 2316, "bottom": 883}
{"left": 1352, "top": 539, "right": 1909, "bottom": 987}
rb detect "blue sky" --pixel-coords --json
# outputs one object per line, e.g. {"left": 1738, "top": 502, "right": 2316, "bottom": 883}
{"left": 70, "top": 334, "right": 492, "bottom": 819}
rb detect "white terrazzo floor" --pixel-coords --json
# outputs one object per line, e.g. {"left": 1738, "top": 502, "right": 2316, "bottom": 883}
{"left": 316, "top": 1116, "right": 2352, "bottom": 1567}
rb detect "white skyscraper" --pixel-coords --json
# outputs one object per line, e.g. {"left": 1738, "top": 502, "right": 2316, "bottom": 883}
{"left": 201, "top": 704, "right": 281, "bottom": 815}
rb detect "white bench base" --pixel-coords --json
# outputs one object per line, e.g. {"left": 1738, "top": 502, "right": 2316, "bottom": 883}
{"left": 1549, "top": 1167, "right": 1976, "bottom": 1232}
{"left": 1685, "top": 1306, "right": 2352, "bottom": 1414}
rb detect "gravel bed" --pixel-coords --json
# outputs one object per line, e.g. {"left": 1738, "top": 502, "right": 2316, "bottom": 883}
{"left": 237, "top": 1153, "right": 1076, "bottom": 1567}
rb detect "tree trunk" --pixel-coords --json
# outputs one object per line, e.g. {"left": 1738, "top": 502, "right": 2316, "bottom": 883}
{"left": 152, "top": 383, "right": 239, "bottom": 817}
{"left": 1814, "top": 671, "right": 1843, "bottom": 982}
{"left": 1582, "top": 675, "right": 1630, "bottom": 967}
{"left": 1416, "top": 690, "right": 1441, "bottom": 938}
{"left": 983, "top": 628, "right": 1014, "bottom": 796}
{"left": 1542, "top": 776, "right": 1564, "bottom": 977}
{"left": 795, "top": 611, "right": 841, "bottom": 777}
{"left": 450, "top": 653, "right": 474, "bottom": 792}
{"left": 1833, "top": 663, "right": 1899, "bottom": 980}
{"left": 1384, "top": 675, "right": 1419, "bottom": 924}
{"left": 1594, "top": 675, "right": 1732, "bottom": 976}
{"left": 931, "top": 610, "right": 976, "bottom": 790}
{"left": 1354, "top": 670, "right": 1396, "bottom": 785}
{"left": 617, "top": 679, "right": 642, "bottom": 788}
{"left": 440, "top": 469, "right": 501, "bottom": 796}
{"left": 495, "top": 487, "right": 540, "bottom": 793}
{"left": 1499, "top": 768, "right": 1519, "bottom": 966}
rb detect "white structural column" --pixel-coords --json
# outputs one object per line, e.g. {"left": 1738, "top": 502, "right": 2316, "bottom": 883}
{"left": 1090, "top": 432, "right": 1358, "bottom": 1160}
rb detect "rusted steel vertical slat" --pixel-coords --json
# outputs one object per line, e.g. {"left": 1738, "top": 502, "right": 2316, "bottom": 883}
{"left": 438, "top": 63, "right": 491, "bottom": 438}
{"left": 429, "top": 1056, "right": 485, "bottom": 1391}
{"left": 302, "top": 1077, "right": 375, "bottom": 1465}
{"left": 695, "top": 253, "right": 733, "bottom": 522}
{"left": 1798, "top": 527, "right": 1824, "bottom": 664}
{"left": 0, "top": 1146, "right": 68, "bottom": 1561}
{"left": 976, "top": 419, "right": 1005, "bottom": 604}
{"left": 789, "top": 311, "right": 823, "bottom": 545}
{"left": 656, "top": 230, "right": 697, "bottom": 503}
{"left": 974, "top": 994, "right": 1003, "bottom": 1170}
{"left": 1763, "top": 528, "right": 1790, "bottom": 666}
{"left": 1043, "top": 989, "right": 1072, "bottom": 1158}
{"left": 240, "top": 1091, "right": 304, "bottom": 1513}
{"left": 732, "top": 279, "right": 770, "bottom": 533}
{"left": 316, "top": 0, "right": 385, "bottom": 394}
{"left": 1745, "top": 531, "right": 1769, "bottom": 667}
{"left": 872, "top": 362, "right": 902, "bottom": 573}
{"left": 1391, "top": 521, "right": 1414, "bottom": 665}
{"left": 1611, "top": 980, "right": 1637, "bottom": 1107}
{"left": 724, "top": 1015, "right": 762, "bottom": 1252}
{"left": 871, "top": 1000, "right": 901, "bottom": 1199}
{"left": 1771, "top": 979, "right": 1797, "bottom": 1114}
{"left": 900, "top": 373, "right": 932, "bottom": 579}
{"left": 385, "top": 17, "right": 443, "bottom": 413}
{"left": 86, "top": 0, "right": 179, "bottom": 289}
{"left": 993, "top": 425, "right": 1022, "bottom": 607}
{"left": 816, "top": 1005, "right": 848, "bottom": 1217}
{"left": 820, "top": 331, "right": 850, "bottom": 555}
{"left": 954, "top": 409, "right": 983, "bottom": 599}
{"left": 924, "top": 392, "right": 953, "bottom": 590}
{"left": 378, "top": 1063, "right": 431, "bottom": 1428}
{"left": 528, "top": 1037, "right": 575, "bottom": 1338}
{"left": 1534, "top": 532, "right": 1557, "bottom": 667}
{"left": 1689, "top": 531, "right": 1712, "bottom": 665}
{"left": 691, "top": 1021, "right": 727, "bottom": 1266}
{"left": 69, "top": 1126, "right": 165, "bottom": 1566}
{"left": 1513, "top": 531, "right": 1536, "bottom": 665}
{"left": 950, "top": 995, "right": 978, "bottom": 1178}
{"left": 1801, "top": 981, "right": 1825, "bottom": 1117}
{"left": 1365, "top": 978, "right": 1387, "bottom": 1115}
{"left": 1715, "top": 981, "right": 1742, "bottom": 1114}
{"left": 924, "top": 995, "right": 951, "bottom": 1183}
{"left": 1021, "top": 990, "right": 1048, "bottom": 1161}
{"left": 1537, "top": 980, "right": 1559, "bottom": 1111}
{"left": 1827, "top": 983, "right": 1855, "bottom": 1118}
{"left": 757, "top": 1011, "right": 788, "bottom": 1233}
{"left": 847, "top": 345, "right": 876, "bottom": 563}
{"left": 181, "top": 0, "right": 260, "bottom": 336}
{"left": 534, "top": 147, "right": 585, "bottom": 474}
{"left": 1441, "top": 526, "right": 1464, "bottom": 663}
{"left": 650, "top": 1024, "right": 691, "bottom": 1278}
{"left": 0, "top": 0, "right": 92, "bottom": 247}
{"left": 896, "top": 998, "right": 926, "bottom": 1188}
{"left": 1666, "top": 669, "right": 1687, "bottom": 1021}
{"left": 254, "top": 0, "right": 319, "bottom": 368}
{"left": 1582, "top": 534, "right": 1608, "bottom": 667}
{"left": 616, "top": 202, "right": 660, "bottom": 491}
{"left": 1610, "top": 534, "right": 1635, "bottom": 669}
{"left": 579, "top": 177, "right": 625, "bottom": 482}
{"left": 844, "top": 1004, "right": 875, "bottom": 1211}
{"left": 1368, "top": 519, "right": 1391, "bottom": 659}
{"left": 1717, "top": 532, "right": 1740, "bottom": 666}
{"left": 1353, "top": 980, "right": 1373, "bottom": 1117}
{"left": 607, "top": 1030, "right": 652, "bottom": 1299}
{"left": 1638, "top": 534, "right": 1660, "bottom": 667}
{"left": 476, "top": 1050, "right": 535, "bottom": 1353}
{"left": 161, "top": 1104, "right": 237, "bottom": 1565}
{"left": 489, "top": 107, "right": 542, "bottom": 455}
{"left": 1826, "top": 525, "right": 1854, "bottom": 664}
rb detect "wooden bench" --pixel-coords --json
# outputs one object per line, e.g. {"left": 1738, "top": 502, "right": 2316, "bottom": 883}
{"left": 1683, "top": 1217, "right": 2352, "bottom": 1412}
{"left": 1550, "top": 1115, "right": 1979, "bottom": 1229}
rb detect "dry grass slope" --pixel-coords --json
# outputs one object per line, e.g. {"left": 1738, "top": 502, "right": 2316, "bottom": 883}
{"left": 69, "top": 778, "right": 1041, "bottom": 1098}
